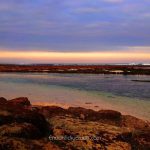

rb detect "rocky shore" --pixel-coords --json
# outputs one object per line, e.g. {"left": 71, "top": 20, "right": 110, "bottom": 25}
{"left": 0, "top": 97, "right": 150, "bottom": 150}
{"left": 0, "top": 64, "right": 150, "bottom": 75}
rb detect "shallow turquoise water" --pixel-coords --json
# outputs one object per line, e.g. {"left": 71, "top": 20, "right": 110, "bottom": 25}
{"left": 0, "top": 73, "right": 150, "bottom": 120}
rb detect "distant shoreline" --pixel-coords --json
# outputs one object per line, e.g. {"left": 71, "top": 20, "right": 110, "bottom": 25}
{"left": 0, "top": 64, "right": 150, "bottom": 75}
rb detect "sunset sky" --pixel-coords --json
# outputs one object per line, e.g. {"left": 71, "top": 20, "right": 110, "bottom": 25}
{"left": 0, "top": 0, "right": 150, "bottom": 63}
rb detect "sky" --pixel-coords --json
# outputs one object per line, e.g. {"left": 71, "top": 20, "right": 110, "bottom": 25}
{"left": 0, "top": 0, "right": 150, "bottom": 63}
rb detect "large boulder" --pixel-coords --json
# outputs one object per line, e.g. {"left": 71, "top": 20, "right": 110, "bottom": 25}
{"left": 8, "top": 97, "right": 31, "bottom": 106}
{"left": 14, "top": 111, "right": 50, "bottom": 137}
{"left": 38, "top": 106, "right": 67, "bottom": 118}
{"left": 98, "top": 110, "right": 121, "bottom": 120}
{"left": 0, "top": 97, "right": 7, "bottom": 105}
{"left": 67, "top": 107, "right": 122, "bottom": 126}
{"left": 68, "top": 107, "right": 97, "bottom": 119}
{"left": 0, "top": 98, "right": 50, "bottom": 137}
{"left": 0, "top": 108, "right": 50, "bottom": 137}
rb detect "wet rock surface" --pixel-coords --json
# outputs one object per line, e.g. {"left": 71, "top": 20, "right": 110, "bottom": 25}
{"left": 0, "top": 97, "right": 150, "bottom": 150}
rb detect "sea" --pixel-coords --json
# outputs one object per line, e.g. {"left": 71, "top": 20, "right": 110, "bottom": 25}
{"left": 0, "top": 73, "right": 150, "bottom": 120}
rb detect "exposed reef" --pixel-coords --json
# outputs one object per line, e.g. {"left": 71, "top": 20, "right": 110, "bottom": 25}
{"left": 0, "top": 64, "right": 150, "bottom": 75}
{"left": 0, "top": 97, "right": 150, "bottom": 150}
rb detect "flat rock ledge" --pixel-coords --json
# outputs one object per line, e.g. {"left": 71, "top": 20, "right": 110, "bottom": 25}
{"left": 0, "top": 97, "right": 150, "bottom": 150}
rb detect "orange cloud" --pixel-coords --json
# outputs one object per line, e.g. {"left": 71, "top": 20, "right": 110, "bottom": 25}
{"left": 0, "top": 50, "right": 149, "bottom": 63}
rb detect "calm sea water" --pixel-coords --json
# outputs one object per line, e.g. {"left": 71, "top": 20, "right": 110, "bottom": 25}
{"left": 0, "top": 73, "right": 150, "bottom": 120}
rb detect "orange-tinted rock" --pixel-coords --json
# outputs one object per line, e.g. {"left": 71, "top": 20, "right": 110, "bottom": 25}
{"left": 131, "top": 128, "right": 150, "bottom": 150}
{"left": 39, "top": 106, "right": 67, "bottom": 118}
{"left": 0, "top": 137, "right": 62, "bottom": 150}
{"left": 121, "top": 115, "right": 150, "bottom": 129}
{"left": 14, "top": 111, "right": 50, "bottom": 137}
{"left": 68, "top": 107, "right": 122, "bottom": 125}
{"left": 98, "top": 110, "right": 121, "bottom": 120}
{"left": 0, "top": 122, "right": 42, "bottom": 139}
{"left": 0, "top": 97, "right": 150, "bottom": 150}
{"left": 68, "top": 107, "right": 96, "bottom": 118}
{"left": 0, "top": 98, "right": 50, "bottom": 137}
{"left": 8, "top": 97, "right": 31, "bottom": 106}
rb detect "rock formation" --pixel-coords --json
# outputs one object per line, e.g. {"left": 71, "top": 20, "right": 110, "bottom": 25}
{"left": 0, "top": 97, "right": 149, "bottom": 150}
